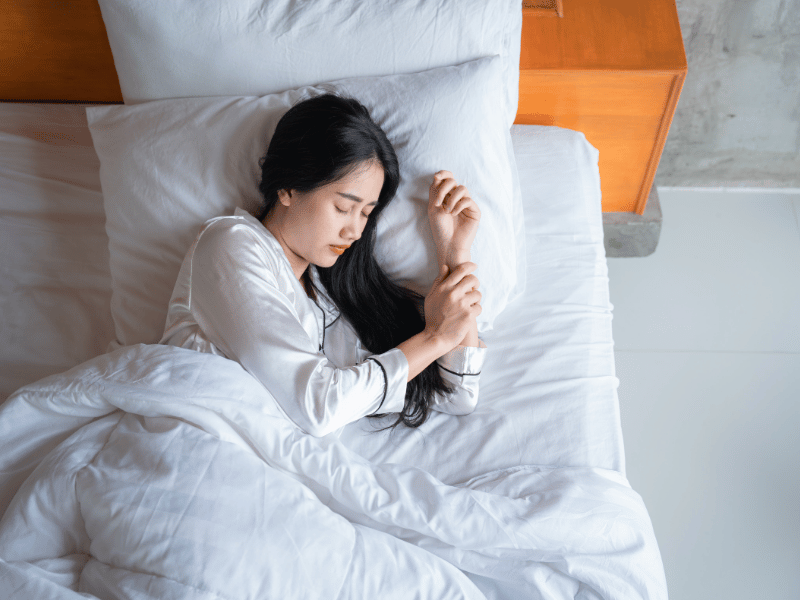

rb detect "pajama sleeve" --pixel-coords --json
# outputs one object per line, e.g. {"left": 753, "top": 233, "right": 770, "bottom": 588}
{"left": 430, "top": 342, "right": 487, "bottom": 415}
{"left": 188, "top": 222, "right": 408, "bottom": 437}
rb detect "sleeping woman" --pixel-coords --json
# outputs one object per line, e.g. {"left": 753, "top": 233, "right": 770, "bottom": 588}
{"left": 159, "top": 93, "right": 486, "bottom": 437}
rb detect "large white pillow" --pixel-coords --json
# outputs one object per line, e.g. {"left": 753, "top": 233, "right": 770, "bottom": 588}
{"left": 95, "top": 0, "right": 522, "bottom": 127}
{"left": 87, "top": 56, "right": 524, "bottom": 348}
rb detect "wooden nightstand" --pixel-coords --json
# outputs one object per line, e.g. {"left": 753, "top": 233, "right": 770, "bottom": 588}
{"left": 516, "top": 0, "right": 687, "bottom": 215}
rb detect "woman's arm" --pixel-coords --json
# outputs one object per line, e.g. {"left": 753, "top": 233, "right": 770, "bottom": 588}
{"left": 398, "top": 261, "right": 483, "bottom": 381}
{"left": 430, "top": 259, "right": 486, "bottom": 415}
{"left": 441, "top": 248, "right": 482, "bottom": 348}
{"left": 427, "top": 170, "right": 484, "bottom": 349}
{"left": 189, "top": 223, "right": 409, "bottom": 437}
{"left": 396, "top": 330, "right": 449, "bottom": 382}
{"left": 426, "top": 171, "right": 487, "bottom": 414}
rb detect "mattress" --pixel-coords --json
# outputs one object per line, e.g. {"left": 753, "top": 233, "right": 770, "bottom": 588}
{"left": 0, "top": 103, "right": 622, "bottom": 475}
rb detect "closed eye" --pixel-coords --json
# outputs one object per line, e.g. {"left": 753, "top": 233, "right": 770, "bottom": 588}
{"left": 338, "top": 206, "right": 371, "bottom": 218}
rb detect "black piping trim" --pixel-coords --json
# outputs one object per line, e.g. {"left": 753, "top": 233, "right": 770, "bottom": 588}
{"left": 366, "top": 357, "right": 388, "bottom": 414}
{"left": 310, "top": 296, "right": 341, "bottom": 352}
{"left": 310, "top": 297, "right": 340, "bottom": 350}
{"left": 437, "top": 363, "right": 481, "bottom": 377}
{"left": 324, "top": 313, "right": 341, "bottom": 329}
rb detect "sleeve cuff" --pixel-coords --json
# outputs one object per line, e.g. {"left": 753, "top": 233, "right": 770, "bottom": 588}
{"left": 368, "top": 347, "right": 408, "bottom": 414}
{"left": 436, "top": 341, "right": 487, "bottom": 377}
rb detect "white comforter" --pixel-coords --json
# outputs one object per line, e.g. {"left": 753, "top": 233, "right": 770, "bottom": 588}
{"left": 0, "top": 344, "right": 667, "bottom": 599}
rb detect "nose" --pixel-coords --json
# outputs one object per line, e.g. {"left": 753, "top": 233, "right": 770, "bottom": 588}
{"left": 341, "top": 214, "right": 363, "bottom": 242}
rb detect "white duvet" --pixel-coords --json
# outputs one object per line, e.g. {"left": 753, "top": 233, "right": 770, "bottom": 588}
{"left": 0, "top": 344, "right": 666, "bottom": 599}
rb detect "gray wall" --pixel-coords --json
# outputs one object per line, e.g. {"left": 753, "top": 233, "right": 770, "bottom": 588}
{"left": 655, "top": 0, "right": 800, "bottom": 188}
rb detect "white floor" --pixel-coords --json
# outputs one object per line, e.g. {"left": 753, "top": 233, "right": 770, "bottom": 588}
{"left": 607, "top": 189, "right": 800, "bottom": 600}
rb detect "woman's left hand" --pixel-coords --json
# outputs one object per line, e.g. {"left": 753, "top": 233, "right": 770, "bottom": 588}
{"left": 428, "top": 170, "right": 481, "bottom": 268}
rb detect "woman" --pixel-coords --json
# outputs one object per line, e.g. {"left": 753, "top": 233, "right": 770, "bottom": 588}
{"left": 160, "top": 94, "right": 486, "bottom": 436}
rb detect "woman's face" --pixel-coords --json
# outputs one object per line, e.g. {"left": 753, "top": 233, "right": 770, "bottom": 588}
{"left": 264, "top": 160, "right": 385, "bottom": 281}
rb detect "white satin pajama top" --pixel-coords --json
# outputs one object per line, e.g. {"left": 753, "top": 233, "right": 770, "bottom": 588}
{"left": 160, "top": 207, "right": 486, "bottom": 437}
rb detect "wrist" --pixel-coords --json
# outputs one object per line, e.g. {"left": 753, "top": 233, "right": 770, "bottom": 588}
{"left": 421, "top": 326, "right": 451, "bottom": 357}
{"left": 438, "top": 249, "right": 471, "bottom": 269}
{"left": 458, "top": 318, "right": 480, "bottom": 348}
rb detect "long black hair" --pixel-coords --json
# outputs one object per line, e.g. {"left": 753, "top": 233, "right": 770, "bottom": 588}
{"left": 255, "top": 93, "right": 453, "bottom": 429}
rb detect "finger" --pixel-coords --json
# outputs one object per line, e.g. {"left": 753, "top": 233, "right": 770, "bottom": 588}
{"left": 432, "top": 179, "right": 458, "bottom": 208}
{"left": 454, "top": 274, "right": 480, "bottom": 294}
{"left": 443, "top": 262, "right": 477, "bottom": 287}
{"left": 461, "top": 286, "right": 482, "bottom": 301}
{"left": 429, "top": 176, "right": 452, "bottom": 201}
{"left": 432, "top": 170, "right": 453, "bottom": 184}
{"left": 430, "top": 171, "right": 454, "bottom": 195}
{"left": 448, "top": 195, "right": 474, "bottom": 216}
{"left": 459, "top": 197, "right": 480, "bottom": 219}
{"left": 442, "top": 186, "right": 469, "bottom": 212}
{"left": 449, "top": 261, "right": 477, "bottom": 277}
{"left": 435, "top": 263, "right": 450, "bottom": 283}
{"left": 465, "top": 289, "right": 482, "bottom": 306}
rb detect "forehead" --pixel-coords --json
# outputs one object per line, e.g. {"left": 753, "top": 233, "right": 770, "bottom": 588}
{"left": 320, "top": 161, "right": 384, "bottom": 202}
{"left": 338, "top": 161, "right": 384, "bottom": 188}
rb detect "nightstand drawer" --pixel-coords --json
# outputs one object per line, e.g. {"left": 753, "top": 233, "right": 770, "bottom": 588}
{"left": 517, "top": 70, "right": 681, "bottom": 212}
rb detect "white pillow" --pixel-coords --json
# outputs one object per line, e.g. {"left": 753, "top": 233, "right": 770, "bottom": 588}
{"left": 87, "top": 56, "right": 524, "bottom": 348}
{"left": 95, "top": 0, "right": 522, "bottom": 127}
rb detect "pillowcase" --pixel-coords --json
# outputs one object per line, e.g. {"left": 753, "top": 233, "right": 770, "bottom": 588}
{"left": 87, "top": 55, "right": 525, "bottom": 348}
{"left": 95, "top": 0, "right": 522, "bottom": 127}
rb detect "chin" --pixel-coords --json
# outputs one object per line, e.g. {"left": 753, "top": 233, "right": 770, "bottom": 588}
{"left": 316, "top": 253, "right": 339, "bottom": 268}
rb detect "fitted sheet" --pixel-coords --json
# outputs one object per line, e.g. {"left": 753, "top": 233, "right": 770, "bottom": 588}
{"left": 0, "top": 104, "right": 622, "bottom": 475}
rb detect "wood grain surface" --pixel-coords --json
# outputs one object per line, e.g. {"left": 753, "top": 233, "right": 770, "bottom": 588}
{"left": 0, "top": 0, "right": 122, "bottom": 103}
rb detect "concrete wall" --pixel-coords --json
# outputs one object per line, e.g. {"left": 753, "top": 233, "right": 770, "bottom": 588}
{"left": 655, "top": 0, "right": 800, "bottom": 188}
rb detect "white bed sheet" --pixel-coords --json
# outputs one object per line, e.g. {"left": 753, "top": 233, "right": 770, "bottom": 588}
{"left": 0, "top": 105, "right": 115, "bottom": 399}
{"left": 0, "top": 104, "right": 622, "bottom": 476}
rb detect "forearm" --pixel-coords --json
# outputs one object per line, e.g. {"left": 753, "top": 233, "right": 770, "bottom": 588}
{"left": 397, "top": 330, "right": 449, "bottom": 382}
{"left": 438, "top": 250, "right": 481, "bottom": 348}
{"left": 458, "top": 316, "right": 480, "bottom": 348}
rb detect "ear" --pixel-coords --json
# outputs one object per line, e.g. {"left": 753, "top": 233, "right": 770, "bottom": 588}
{"left": 277, "top": 188, "right": 293, "bottom": 206}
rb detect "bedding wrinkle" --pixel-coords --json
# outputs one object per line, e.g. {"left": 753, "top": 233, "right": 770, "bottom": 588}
{"left": 1, "top": 338, "right": 665, "bottom": 599}
{"left": 0, "top": 413, "right": 121, "bottom": 566}
{"left": 0, "top": 164, "right": 103, "bottom": 200}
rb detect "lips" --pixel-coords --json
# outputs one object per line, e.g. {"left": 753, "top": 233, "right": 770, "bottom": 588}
{"left": 329, "top": 245, "right": 350, "bottom": 255}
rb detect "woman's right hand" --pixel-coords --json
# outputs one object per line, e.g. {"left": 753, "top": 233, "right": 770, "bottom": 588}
{"left": 423, "top": 262, "right": 482, "bottom": 352}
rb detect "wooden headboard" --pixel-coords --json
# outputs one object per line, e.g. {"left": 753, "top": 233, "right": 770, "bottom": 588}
{"left": 0, "top": 0, "right": 686, "bottom": 214}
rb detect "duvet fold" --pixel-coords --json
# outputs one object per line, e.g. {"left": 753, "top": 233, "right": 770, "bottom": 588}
{"left": 0, "top": 344, "right": 667, "bottom": 599}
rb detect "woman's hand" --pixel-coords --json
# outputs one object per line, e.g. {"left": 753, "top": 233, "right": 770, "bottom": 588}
{"left": 428, "top": 170, "right": 481, "bottom": 268}
{"left": 423, "top": 262, "right": 482, "bottom": 351}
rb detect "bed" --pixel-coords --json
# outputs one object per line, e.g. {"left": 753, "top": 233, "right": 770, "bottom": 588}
{"left": 0, "top": 1, "right": 667, "bottom": 598}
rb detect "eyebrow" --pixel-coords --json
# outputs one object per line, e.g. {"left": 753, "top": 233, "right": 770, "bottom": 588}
{"left": 337, "top": 192, "right": 377, "bottom": 206}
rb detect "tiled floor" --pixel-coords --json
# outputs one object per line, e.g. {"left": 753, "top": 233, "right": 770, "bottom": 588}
{"left": 606, "top": 189, "right": 800, "bottom": 600}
